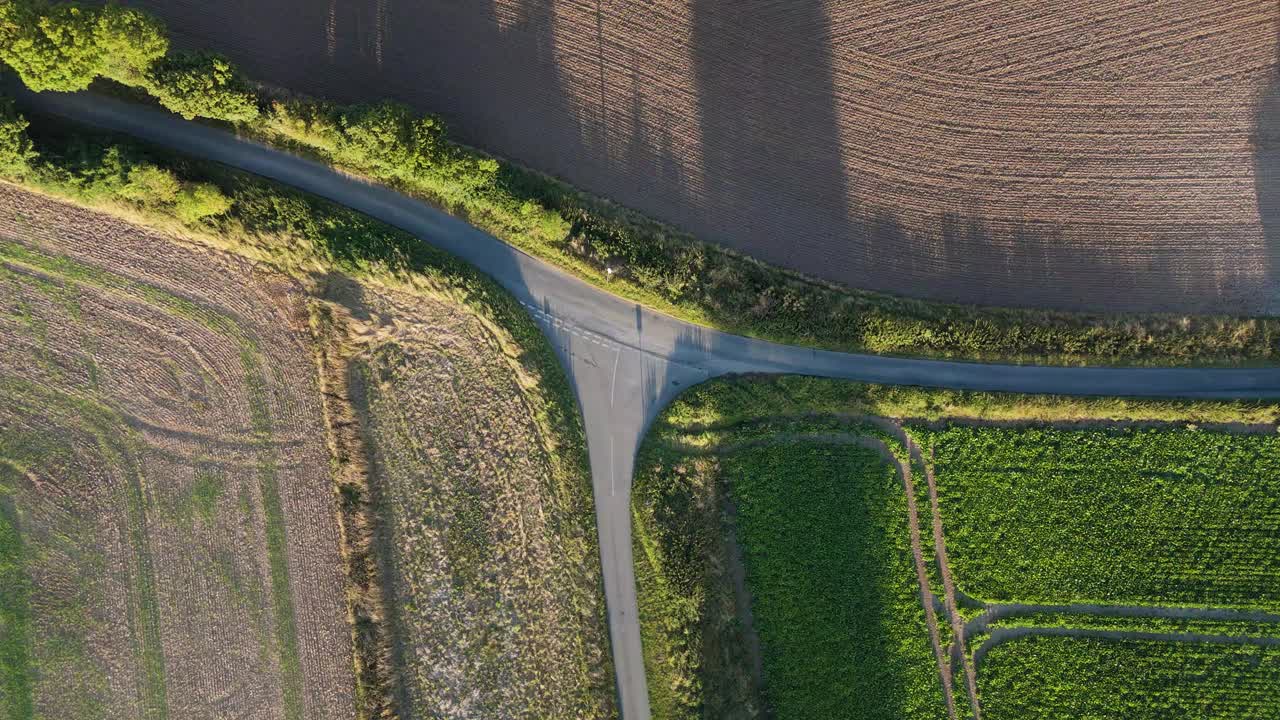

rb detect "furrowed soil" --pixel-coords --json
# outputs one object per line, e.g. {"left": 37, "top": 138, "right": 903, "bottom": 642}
{"left": 115, "top": 0, "right": 1279, "bottom": 313}
{"left": 321, "top": 280, "right": 614, "bottom": 720}
{"left": 0, "top": 186, "right": 353, "bottom": 720}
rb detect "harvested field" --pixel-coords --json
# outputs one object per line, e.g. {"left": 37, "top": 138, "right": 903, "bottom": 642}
{"left": 320, "top": 280, "right": 615, "bottom": 720}
{"left": 0, "top": 186, "right": 353, "bottom": 720}
{"left": 116, "top": 0, "right": 1279, "bottom": 313}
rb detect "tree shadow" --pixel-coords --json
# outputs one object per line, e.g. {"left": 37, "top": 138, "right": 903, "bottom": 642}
{"left": 1259, "top": 33, "right": 1280, "bottom": 314}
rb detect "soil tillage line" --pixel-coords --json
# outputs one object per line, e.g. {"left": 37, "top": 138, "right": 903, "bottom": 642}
{"left": 907, "top": 435, "right": 982, "bottom": 720}
{"left": 861, "top": 437, "right": 960, "bottom": 720}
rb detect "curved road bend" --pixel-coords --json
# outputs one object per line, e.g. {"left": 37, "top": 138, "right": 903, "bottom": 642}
{"left": 18, "top": 89, "right": 1280, "bottom": 720}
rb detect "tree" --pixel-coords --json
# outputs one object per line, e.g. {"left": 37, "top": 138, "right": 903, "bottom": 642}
{"left": 94, "top": 5, "right": 167, "bottom": 86}
{"left": 336, "top": 102, "right": 416, "bottom": 178}
{"left": 1, "top": 3, "right": 104, "bottom": 92}
{"left": 174, "top": 182, "right": 232, "bottom": 224}
{"left": 0, "top": 98, "right": 36, "bottom": 177}
{"left": 0, "top": 2, "right": 166, "bottom": 92}
{"left": 146, "top": 52, "right": 259, "bottom": 123}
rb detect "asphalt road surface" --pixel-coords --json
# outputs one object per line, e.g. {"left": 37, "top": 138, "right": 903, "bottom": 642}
{"left": 17, "top": 88, "right": 1280, "bottom": 720}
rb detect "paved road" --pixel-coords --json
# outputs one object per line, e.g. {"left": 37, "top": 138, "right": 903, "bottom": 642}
{"left": 17, "top": 89, "right": 1280, "bottom": 720}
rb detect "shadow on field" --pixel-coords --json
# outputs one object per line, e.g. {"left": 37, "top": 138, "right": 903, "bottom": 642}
{"left": 1258, "top": 34, "right": 1280, "bottom": 314}
{"left": 686, "top": 0, "right": 855, "bottom": 277}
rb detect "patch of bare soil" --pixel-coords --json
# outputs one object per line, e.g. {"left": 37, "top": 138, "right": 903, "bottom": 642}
{"left": 0, "top": 185, "right": 353, "bottom": 720}
{"left": 123, "top": 0, "right": 1278, "bottom": 313}
{"left": 324, "top": 281, "right": 614, "bottom": 719}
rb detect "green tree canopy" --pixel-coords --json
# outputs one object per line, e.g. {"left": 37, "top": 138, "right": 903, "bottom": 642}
{"left": 0, "top": 98, "right": 36, "bottom": 177}
{"left": 94, "top": 4, "right": 168, "bottom": 86}
{"left": 146, "top": 52, "right": 259, "bottom": 123}
{"left": 174, "top": 182, "right": 233, "bottom": 223}
{"left": 0, "top": 1, "right": 167, "bottom": 92}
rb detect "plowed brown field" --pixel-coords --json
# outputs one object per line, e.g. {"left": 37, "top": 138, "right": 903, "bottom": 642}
{"left": 116, "top": 0, "right": 1280, "bottom": 313}
{"left": 0, "top": 186, "right": 353, "bottom": 720}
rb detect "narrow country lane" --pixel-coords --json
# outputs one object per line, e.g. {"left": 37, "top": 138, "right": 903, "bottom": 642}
{"left": 16, "top": 88, "right": 1280, "bottom": 720}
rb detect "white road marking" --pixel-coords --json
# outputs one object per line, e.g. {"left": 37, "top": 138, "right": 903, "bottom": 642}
{"left": 610, "top": 433, "right": 615, "bottom": 496}
{"left": 610, "top": 347, "right": 620, "bottom": 407}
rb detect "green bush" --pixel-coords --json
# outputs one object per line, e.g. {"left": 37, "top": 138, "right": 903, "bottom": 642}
{"left": 145, "top": 52, "right": 258, "bottom": 123}
{"left": 117, "top": 164, "right": 180, "bottom": 205}
{"left": 0, "top": 98, "right": 36, "bottom": 177}
{"left": 174, "top": 182, "right": 233, "bottom": 223}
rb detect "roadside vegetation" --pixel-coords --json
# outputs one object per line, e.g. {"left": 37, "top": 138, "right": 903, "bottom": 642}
{"left": 3, "top": 0, "right": 1278, "bottom": 366}
{"left": 0, "top": 89, "right": 614, "bottom": 718}
{"left": 635, "top": 375, "right": 1280, "bottom": 719}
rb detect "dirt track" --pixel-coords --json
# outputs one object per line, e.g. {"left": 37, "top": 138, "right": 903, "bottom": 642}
{"left": 118, "top": 0, "right": 1280, "bottom": 313}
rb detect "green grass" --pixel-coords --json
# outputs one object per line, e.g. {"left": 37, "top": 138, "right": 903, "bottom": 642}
{"left": 241, "top": 350, "right": 304, "bottom": 720}
{"left": 911, "top": 424, "right": 1280, "bottom": 610}
{"left": 634, "top": 404, "right": 946, "bottom": 719}
{"left": 986, "top": 613, "right": 1280, "bottom": 639}
{"left": 0, "top": 497, "right": 34, "bottom": 720}
{"left": 978, "top": 636, "right": 1280, "bottom": 720}
{"left": 186, "top": 469, "right": 222, "bottom": 523}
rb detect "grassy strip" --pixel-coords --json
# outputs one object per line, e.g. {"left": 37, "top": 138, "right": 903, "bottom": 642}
{"left": 634, "top": 405, "right": 946, "bottom": 719}
{"left": 909, "top": 424, "right": 1280, "bottom": 611}
{"left": 0, "top": 497, "right": 34, "bottom": 720}
{"left": 647, "top": 374, "right": 1280, "bottom": 430}
{"left": 241, "top": 351, "right": 305, "bottom": 720}
{"left": 989, "top": 613, "right": 1280, "bottom": 639}
{"left": 978, "top": 635, "right": 1280, "bottom": 719}
{"left": 306, "top": 302, "right": 400, "bottom": 720}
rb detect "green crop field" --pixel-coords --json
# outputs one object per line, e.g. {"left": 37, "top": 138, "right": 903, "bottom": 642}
{"left": 978, "top": 636, "right": 1280, "bottom": 720}
{"left": 633, "top": 402, "right": 946, "bottom": 719}
{"left": 634, "top": 376, "right": 1280, "bottom": 720}
{"left": 911, "top": 425, "right": 1280, "bottom": 610}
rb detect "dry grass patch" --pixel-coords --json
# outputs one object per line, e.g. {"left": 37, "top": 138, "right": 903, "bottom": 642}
{"left": 319, "top": 278, "right": 614, "bottom": 720}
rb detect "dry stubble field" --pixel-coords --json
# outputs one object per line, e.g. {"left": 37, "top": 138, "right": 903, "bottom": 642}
{"left": 323, "top": 279, "right": 615, "bottom": 720}
{"left": 0, "top": 186, "right": 354, "bottom": 720}
{"left": 118, "top": 0, "right": 1279, "bottom": 313}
